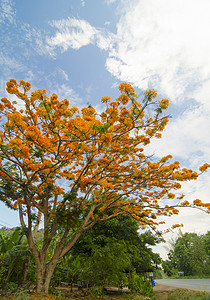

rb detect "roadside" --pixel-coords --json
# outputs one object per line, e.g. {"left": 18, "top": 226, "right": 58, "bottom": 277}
{"left": 154, "top": 283, "right": 210, "bottom": 300}
{"left": 155, "top": 279, "right": 210, "bottom": 292}
{"left": 154, "top": 284, "right": 177, "bottom": 291}
{"left": 1, "top": 288, "right": 210, "bottom": 300}
{"left": 154, "top": 284, "right": 177, "bottom": 300}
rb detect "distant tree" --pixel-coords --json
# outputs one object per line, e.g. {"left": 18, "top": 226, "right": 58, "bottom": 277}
{"left": 164, "top": 232, "right": 210, "bottom": 276}
{"left": 202, "top": 231, "right": 210, "bottom": 259}
{"left": 0, "top": 79, "right": 209, "bottom": 293}
{"left": 162, "top": 259, "right": 173, "bottom": 277}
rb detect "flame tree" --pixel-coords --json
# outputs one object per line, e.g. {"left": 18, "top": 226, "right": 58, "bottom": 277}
{"left": 0, "top": 79, "right": 209, "bottom": 293}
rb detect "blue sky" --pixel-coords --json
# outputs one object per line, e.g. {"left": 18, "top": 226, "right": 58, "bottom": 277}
{"left": 0, "top": 0, "right": 210, "bottom": 258}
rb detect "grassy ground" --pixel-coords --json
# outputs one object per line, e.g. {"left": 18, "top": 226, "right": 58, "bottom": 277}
{"left": 167, "top": 289, "right": 210, "bottom": 300}
{"left": 1, "top": 287, "right": 210, "bottom": 299}
{"left": 0, "top": 292, "right": 151, "bottom": 300}
{"left": 154, "top": 288, "right": 210, "bottom": 300}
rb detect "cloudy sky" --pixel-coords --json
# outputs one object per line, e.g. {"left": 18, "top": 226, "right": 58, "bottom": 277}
{"left": 0, "top": 0, "right": 209, "bottom": 258}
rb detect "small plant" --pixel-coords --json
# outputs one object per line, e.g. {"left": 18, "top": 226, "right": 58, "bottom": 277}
{"left": 128, "top": 274, "right": 154, "bottom": 298}
{"left": 49, "top": 286, "right": 61, "bottom": 297}
{"left": 89, "top": 285, "right": 103, "bottom": 298}
{"left": 7, "top": 281, "right": 18, "bottom": 291}
{"left": 15, "top": 289, "right": 30, "bottom": 300}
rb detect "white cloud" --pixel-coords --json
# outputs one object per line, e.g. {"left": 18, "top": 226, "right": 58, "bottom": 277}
{"left": 104, "top": 21, "right": 111, "bottom": 26}
{"left": 146, "top": 105, "right": 210, "bottom": 162}
{"left": 47, "top": 18, "right": 98, "bottom": 52}
{"left": 0, "top": 0, "right": 16, "bottom": 25}
{"left": 96, "top": 31, "right": 116, "bottom": 51}
{"left": 0, "top": 53, "right": 25, "bottom": 72}
{"left": 46, "top": 17, "right": 117, "bottom": 55}
{"left": 106, "top": 0, "right": 210, "bottom": 101}
{"left": 19, "top": 23, "right": 52, "bottom": 56}
{"left": 51, "top": 83, "right": 82, "bottom": 105}
{"left": 57, "top": 68, "right": 69, "bottom": 81}
{"left": 105, "top": 0, "right": 117, "bottom": 4}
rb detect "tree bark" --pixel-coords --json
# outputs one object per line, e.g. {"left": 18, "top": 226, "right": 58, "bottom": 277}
{"left": 35, "top": 229, "right": 85, "bottom": 293}
{"left": 26, "top": 210, "right": 95, "bottom": 294}
{"left": 19, "top": 256, "right": 31, "bottom": 286}
{"left": 36, "top": 263, "right": 56, "bottom": 294}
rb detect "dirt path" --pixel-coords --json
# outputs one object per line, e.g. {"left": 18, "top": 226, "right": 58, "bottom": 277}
{"left": 154, "top": 284, "right": 177, "bottom": 291}
{"left": 153, "top": 284, "right": 178, "bottom": 300}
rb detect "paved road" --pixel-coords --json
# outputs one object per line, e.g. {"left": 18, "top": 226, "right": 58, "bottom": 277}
{"left": 155, "top": 279, "right": 210, "bottom": 292}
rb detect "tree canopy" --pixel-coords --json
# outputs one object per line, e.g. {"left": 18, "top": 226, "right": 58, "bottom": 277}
{"left": 163, "top": 231, "right": 210, "bottom": 276}
{"left": 71, "top": 215, "right": 162, "bottom": 275}
{"left": 0, "top": 79, "right": 209, "bottom": 293}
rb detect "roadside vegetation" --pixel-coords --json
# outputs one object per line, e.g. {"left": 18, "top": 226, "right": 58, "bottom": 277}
{"left": 163, "top": 231, "right": 210, "bottom": 278}
{"left": 0, "top": 215, "right": 161, "bottom": 299}
{"left": 1, "top": 224, "right": 210, "bottom": 299}
{"left": 168, "top": 289, "right": 210, "bottom": 300}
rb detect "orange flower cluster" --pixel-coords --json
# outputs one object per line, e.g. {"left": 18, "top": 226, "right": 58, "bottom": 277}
{"left": 118, "top": 82, "right": 136, "bottom": 95}
{"left": 157, "top": 98, "right": 169, "bottom": 110}
{"left": 199, "top": 163, "right": 210, "bottom": 172}
{"left": 144, "top": 89, "right": 157, "bottom": 101}
{"left": 101, "top": 95, "right": 111, "bottom": 103}
{"left": 117, "top": 94, "right": 129, "bottom": 105}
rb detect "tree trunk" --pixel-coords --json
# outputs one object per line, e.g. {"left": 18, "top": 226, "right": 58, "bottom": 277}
{"left": 29, "top": 215, "right": 94, "bottom": 294}
{"left": 19, "top": 256, "right": 31, "bottom": 286}
{"left": 36, "top": 262, "right": 56, "bottom": 294}
{"left": 71, "top": 279, "right": 73, "bottom": 293}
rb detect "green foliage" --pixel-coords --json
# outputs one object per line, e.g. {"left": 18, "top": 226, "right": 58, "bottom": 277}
{"left": 81, "top": 239, "right": 130, "bottom": 288}
{"left": 51, "top": 215, "right": 162, "bottom": 295}
{"left": 162, "top": 259, "right": 178, "bottom": 277}
{"left": 89, "top": 285, "right": 103, "bottom": 297}
{"left": 128, "top": 273, "right": 154, "bottom": 297}
{"left": 51, "top": 254, "right": 81, "bottom": 288}
{"left": 0, "top": 227, "right": 31, "bottom": 287}
{"left": 153, "top": 269, "right": 163, "bottom": 279}
{"left": 26, "top": 256, "right": 37, "bottom": 284}
{"left": 71, "top": 215, "right": 162, "bottom": 275}
{"left": 164, "top": 231, "right": 210, "bottom": 277}
{"left": 0, "top": 216, "right": 162, "bottom": 293}
{"left": 203, "top": 231, "right": 210, "bottom": 259}
{"left": 6, "top": 281, "right": 18, "bottom": 291}
{"left": 15, "top": 290, "right": 30, "bottom": 300}
{"left": 0, "top": 227, "right": 22, "bottom": 256}
{"left": 4, "top": 244, "right": 31, "bottom": 282}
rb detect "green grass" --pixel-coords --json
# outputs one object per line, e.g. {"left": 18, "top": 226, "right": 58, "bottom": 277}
{"left": 168, "top": 289, "right": 210, "bottom": 300}
{"left": 169, "top": 275, "right": 210, "bottom": 279}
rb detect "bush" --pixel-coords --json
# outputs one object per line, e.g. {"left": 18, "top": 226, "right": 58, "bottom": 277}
{"left": 128, "top": 274, "right": 154, "bottom": 297}
{"left": 89, "top": 285, "right": 103, "bottom": 297}
{"left": 154, "top": 269, "right": 163, "bottom": 279}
